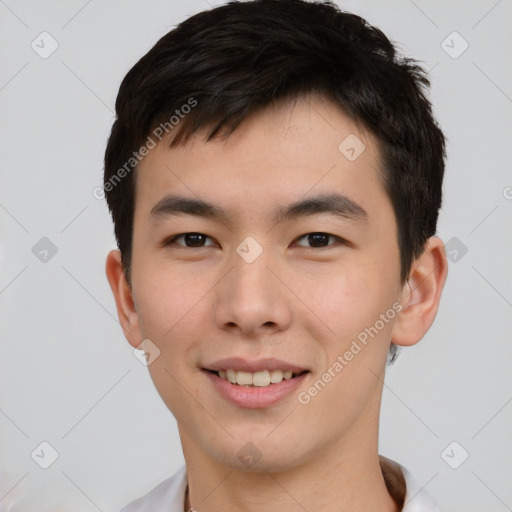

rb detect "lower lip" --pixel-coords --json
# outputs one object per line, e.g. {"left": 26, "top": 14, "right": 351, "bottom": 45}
{"left": 203, "top": 370, "right": 309, "bottom": 409}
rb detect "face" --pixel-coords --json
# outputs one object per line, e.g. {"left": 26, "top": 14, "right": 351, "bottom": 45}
{"left": 124, "top": 95, "right": 407, "bottom": 472}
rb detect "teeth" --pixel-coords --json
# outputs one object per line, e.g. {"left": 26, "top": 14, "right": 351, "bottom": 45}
{"left": 270, "top": 369, "right": 283, "bottom": 383}
{"left": 236, "top": 371, "right": 253, "bottom": 386}
{"left": 215, "top": 369, "right": 300, "bottom": 386}
{"left": 252, "top": 370, "right": 271, "bottom": 387}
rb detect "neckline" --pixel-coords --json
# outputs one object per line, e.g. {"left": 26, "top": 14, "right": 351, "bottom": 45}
{"left": 183, "top": 456, "right": 407, "bottom": 512}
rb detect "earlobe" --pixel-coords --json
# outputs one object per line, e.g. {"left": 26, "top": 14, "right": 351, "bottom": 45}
{"left": 105, "top": 249, "right": 142, "bottom": 348}
{"left": 391, "top": 236, "right": 448, "bottom": 347}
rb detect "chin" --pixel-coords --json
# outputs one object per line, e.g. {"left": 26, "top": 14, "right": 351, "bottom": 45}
{"left": 213, "top": 437, "right": 313, "bottom": 474}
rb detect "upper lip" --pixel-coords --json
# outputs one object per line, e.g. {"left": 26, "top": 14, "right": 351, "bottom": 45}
{"left": 203, "top": 357, "right": 309, "bottom": 373}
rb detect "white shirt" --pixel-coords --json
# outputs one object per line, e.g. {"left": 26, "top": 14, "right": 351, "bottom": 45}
{"left": 120, "top": 461, "right": 441, "bottom": 512}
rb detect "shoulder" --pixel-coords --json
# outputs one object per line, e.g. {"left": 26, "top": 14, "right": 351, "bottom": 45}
{"left": 120, "top": 465, "right": 187, "bottom": 512}
{"left": 401, "top": 465, "right": 441, "bottom": 512}
{"left": 380, "top": 455, "right": 441, "bottom": 512}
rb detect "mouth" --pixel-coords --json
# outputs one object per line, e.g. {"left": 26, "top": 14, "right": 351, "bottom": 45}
{"left": 201, "top": 357, "right": 311, "bottom": 408}
{"left": 204, "top": 368, "right": 310, "bottom": 387}
{"left": 202, "top": 367, "right": 310, "bottom": 408}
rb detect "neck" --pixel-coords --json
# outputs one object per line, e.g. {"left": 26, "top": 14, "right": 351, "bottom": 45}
{"left": 180, "top": 425, "right": 400, "bottom": 512}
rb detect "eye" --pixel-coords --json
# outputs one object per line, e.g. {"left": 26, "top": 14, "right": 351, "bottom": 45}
{"left": 293, "top": 232, "right": 345, "bottom": 249}
{"left": 163, "top": 231, "right": 347, "bottom": 250}
{"left": 164, "top": 232, "right": 216, "bottom": 248}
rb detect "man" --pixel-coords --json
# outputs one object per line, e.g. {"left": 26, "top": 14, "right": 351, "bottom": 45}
{"left": 104, "top": 0, "right": 448, "bottom": 510}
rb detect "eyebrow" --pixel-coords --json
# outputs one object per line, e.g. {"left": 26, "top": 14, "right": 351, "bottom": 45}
{"left": 150, "top": 192, "right": 368, "bottom": 225}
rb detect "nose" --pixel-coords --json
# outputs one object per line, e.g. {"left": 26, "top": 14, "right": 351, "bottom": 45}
{"left": 213, "top": 240, "right": 292, "bottom": 338}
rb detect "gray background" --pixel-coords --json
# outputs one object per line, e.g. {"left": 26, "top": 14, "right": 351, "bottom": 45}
{"left": 1, "top": 0, "right": 511, "bottom": 511}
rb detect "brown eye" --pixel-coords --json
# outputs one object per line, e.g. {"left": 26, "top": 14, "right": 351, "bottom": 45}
{"left": 165, "top": 233, "right": 215, "bottom": 248}
{"left": 294, "top": 232, "right": 343, "bottom": 248}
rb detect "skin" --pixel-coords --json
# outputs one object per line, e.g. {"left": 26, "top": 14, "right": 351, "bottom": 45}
{"left": 106, "top": 94, "right": 448, "bottom": 512}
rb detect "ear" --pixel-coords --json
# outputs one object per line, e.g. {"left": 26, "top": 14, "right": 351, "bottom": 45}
{"left": 105, "top": 249, "right": 142, "bottom": 348}
{"left": 391, "top": 236, "right": 448, "bottom": 347}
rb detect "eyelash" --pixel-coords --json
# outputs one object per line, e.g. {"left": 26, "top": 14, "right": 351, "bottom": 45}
{"left": 163, "top": 232, "right": 348, "bottom": 250}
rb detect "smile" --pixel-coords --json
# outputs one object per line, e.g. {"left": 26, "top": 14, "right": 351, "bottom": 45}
{"left": 207, "top": 369, "right": 308, "bottom": 387}
{"left": 203, "top": 368, "right": 310, "bottom": 409}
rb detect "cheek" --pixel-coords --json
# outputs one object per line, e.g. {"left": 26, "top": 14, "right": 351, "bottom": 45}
{"left": 304, "top": 287, "right": 396, "bottom": 432}
{"left": 132, "top": 254, "right": 199, "bottom": 337}
{"left": 133, "top": 270, "right": 205, "bottom": 418}
{"left": 132, "top": 263, "right": 215, "bottom": 380}
{"left": 314, "top": 256, "right": 399, "bottom": 371}
{"left": 313, "top": 264, "right": 380, "bottom": 334}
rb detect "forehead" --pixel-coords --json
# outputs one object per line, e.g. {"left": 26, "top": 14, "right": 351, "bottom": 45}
{"left": 134, "top": 95, "right": 389, "bottom": 227}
